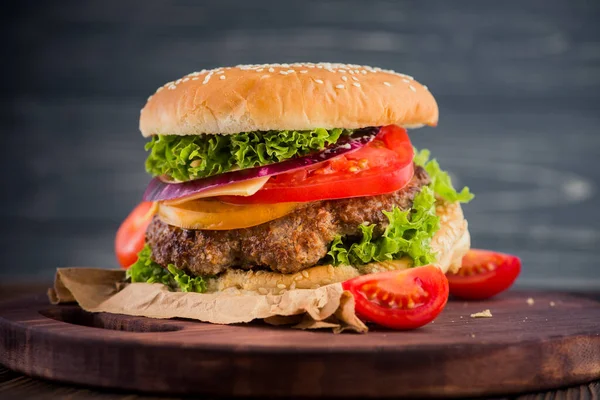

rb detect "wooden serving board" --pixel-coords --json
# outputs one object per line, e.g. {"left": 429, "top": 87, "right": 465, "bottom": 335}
{"left": 1, "top": 291, "right": 599, "bottom": 398}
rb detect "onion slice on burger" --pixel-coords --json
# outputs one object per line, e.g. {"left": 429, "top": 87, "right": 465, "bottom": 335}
{"left": 143, "top": 127, "right": 380, "bottom": 203}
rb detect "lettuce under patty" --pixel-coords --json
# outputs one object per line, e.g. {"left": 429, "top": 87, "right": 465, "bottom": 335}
{"left": 126, "top": 244, "right": 207, "bottom": 293}
{"left": 145, "top": 128, "right": 349, "bottom": 181}
{"left": 327, "top": 186, "right": 440, "bottom": 267}
{"left": 327, "top": 149, "right": 473, "bottom": 267}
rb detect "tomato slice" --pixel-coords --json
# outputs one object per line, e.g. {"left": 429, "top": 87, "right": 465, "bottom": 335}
{"left": 115, "top": 201, "right": 156, "bottom": 268}
{"left": 342, "top": 265, "right": 449, "bottom": 330}
{"left": 221, "top": 125, "right": 414, "bottom": 204}
{"left": 447, "top": 249, "right": 521, "bottom": 300}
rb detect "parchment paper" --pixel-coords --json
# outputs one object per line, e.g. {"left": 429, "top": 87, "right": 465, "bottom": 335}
{"left": 48, "top": 268, "right": 367, "bottom": 333}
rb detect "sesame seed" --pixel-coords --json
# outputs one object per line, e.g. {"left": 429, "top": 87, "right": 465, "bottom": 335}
{"left": 361, "top": 70, "right": 367, "bottom": 74}
{"left": 409, "top": 85, "right": 416, "bottom": 92}
{"left": 349, "top": 70, "right": 355, "bottom": 74}
{"left": 336, "top": 84, "right": 345, "bottom": 89}
{"left": 423, "top": 85, "right": 428, "bottom": 90}
{"left": 168, "top": 84, "right": 176, "bottom": 90}
{"left": 314, "top": 79, "right": 324, "bottom": 84}
{"left": 301, "top": 270, "right": 309, "bottom": 278}
{"left": 182, "top": 77, "right": 189, "bottom": 82}
{"left": 156, "top": 86, "right": 164, "bottom": 92}
{"left": 220, "top": 75, "right": 226, "bottom": 80}
{"left": 341, "top": 76, "right": 348, "bottom": 81}
{"left": 202, "top": 73, "right": 213, "bottom": 85}
{"left": 383, "top": 81, "right": 392, "bottom": 87}
{"left": 268, "top": 67, "right": 275, "bottom": 73}
{"left": 256, "top": 68, "right": 264, "bottom": 72}
{"left": 287, "top": 69, "right": 294, "bottom": 73}
{"left": 175, "top": 79, "right": 182, "bottom": 84}
{"left": 338, "top": 69, "right": 346, "bottom": 73}
{"left": 277, "top": 283, "right": 286, "bottom": 289}
{"left": 299, "top": 70, "right": 308, "bottom": 74}
{"left": 353, "top": 82, "right": 361, "bottom": 87}
{"left": 402, "top": 79, "right": 410, "bottom": 83}
{"left": 192, "top": 77, "right": 199, "bottom": 80}
{"left": 147, "top": 95, "right": 153, "bottom": 101}
{"left": 317, "top": 65, "right": 323, "bottom": 69}
{"left": 279, "top": 71, "right": 288, "bottom": 75}
{"left": 216, "top": 70, "right": 224, "bottom": 75}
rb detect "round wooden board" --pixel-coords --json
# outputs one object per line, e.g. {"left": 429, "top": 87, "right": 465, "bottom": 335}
{"left": 1, "top": 292, "right": 599, "bottom": 398}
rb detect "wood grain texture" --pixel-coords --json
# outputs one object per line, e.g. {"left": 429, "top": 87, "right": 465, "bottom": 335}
{"left": 1, "top": 291, "right": 599, "bottom": 398}
{"left": 1, "top": 364, "right": 598, "bottom": 400}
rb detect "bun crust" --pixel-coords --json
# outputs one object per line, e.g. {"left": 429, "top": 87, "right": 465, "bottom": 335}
{"left": 140, "top": 63, "right": 438, "bottom": 136}
{"left": 207, "top": 200, "right": 469, "bottom": 294}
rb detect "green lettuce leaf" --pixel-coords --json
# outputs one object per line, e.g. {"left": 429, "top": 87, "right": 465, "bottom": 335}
{"left": 413, "top": 148, "right": 474, "bottom": 203}
{"left": 145, "top": 128, "right": 348, "bottom": 181}
{"left": 327, "top": 186, "right": 440, "bottom": 267}
{"left": 126, "top": 244, "right": 207, "bottom": 293}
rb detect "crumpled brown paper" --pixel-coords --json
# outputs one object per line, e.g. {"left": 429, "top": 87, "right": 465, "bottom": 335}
{"left": 48, "top": 267, "right": 367, "bottom": 333}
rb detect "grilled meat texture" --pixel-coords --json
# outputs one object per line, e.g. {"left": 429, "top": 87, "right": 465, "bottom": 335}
{"left": 147, "top": 166, "right": 429, "bottom": 276}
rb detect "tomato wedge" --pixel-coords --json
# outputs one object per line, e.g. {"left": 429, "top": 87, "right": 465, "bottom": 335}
{"left": 115, "top": 201, "right": 156, "bottom": 268}
{"left": 342, "top": 265, "right": 449, "bottom": 330}
{"left": 447, "top": 249, "right": 521, "bottom": 300}
{"left": 221, "top": 125, "right": 414, "bottom": 204}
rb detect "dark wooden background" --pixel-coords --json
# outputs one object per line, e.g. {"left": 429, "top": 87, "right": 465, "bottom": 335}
{"left": 1, "top": 0, "right": 599, "bottom": 291}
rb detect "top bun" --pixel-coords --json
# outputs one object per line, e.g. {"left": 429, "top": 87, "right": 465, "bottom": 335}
{"left": 140, "top": 63, "right": 438, "bottom": 137}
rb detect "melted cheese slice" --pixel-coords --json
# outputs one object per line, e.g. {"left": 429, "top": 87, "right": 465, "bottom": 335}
{"left": 161, "top": 176, "right": 269, "bottom": 206}
{"left": 158, "top": 199, "right": 299, "bottom": 230}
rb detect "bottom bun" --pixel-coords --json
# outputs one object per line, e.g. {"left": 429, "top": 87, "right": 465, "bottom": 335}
{"left": 206, "top": 200, "right": 469, "bottom": 294}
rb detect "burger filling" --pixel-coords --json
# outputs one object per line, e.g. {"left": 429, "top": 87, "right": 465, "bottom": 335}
{"left": 146, "top": 166, "right": 431, "bottom": 276}
{"left": 129, "top": 125, "right": 473, "bottom": 293}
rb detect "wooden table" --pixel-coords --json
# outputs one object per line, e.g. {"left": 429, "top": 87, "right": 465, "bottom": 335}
{"left": 1, "top": 285, "right": 599, "bottom": 399}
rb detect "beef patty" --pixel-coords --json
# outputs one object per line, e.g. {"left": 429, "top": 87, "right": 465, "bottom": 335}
{"left": 147, "top": 166, "right": 429, "bottom": 276}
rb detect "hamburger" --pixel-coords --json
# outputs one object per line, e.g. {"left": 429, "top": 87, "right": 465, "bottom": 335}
{"left": 127, "top": 62, "right": 473, "bottom": 295}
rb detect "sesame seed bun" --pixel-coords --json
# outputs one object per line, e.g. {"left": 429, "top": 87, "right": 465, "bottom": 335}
{"left": 207, "top": 200, "right": 469, "bottom": 294}
{"left": 140, "top": 63, "right": 438, "bottom": 137}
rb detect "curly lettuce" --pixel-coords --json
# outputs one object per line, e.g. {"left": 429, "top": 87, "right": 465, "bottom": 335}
{"left": 414, "top": 148, "right": 474, "bottom": 203}
{"left": 327, "top": 148, "right": 473, "bottom": 267}
{"left": 327, "top": 186, "right": 440, "bottom": 267}
{"left": 145, "top": 128, "right": 348, "bottom": 181}
{"left": 126, "top": 244, "right": 207, "bottom": 293}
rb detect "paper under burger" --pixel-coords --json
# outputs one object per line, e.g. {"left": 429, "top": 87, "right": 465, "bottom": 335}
{"left": 52, "top": 63, "right": 475, "bottom": 331}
